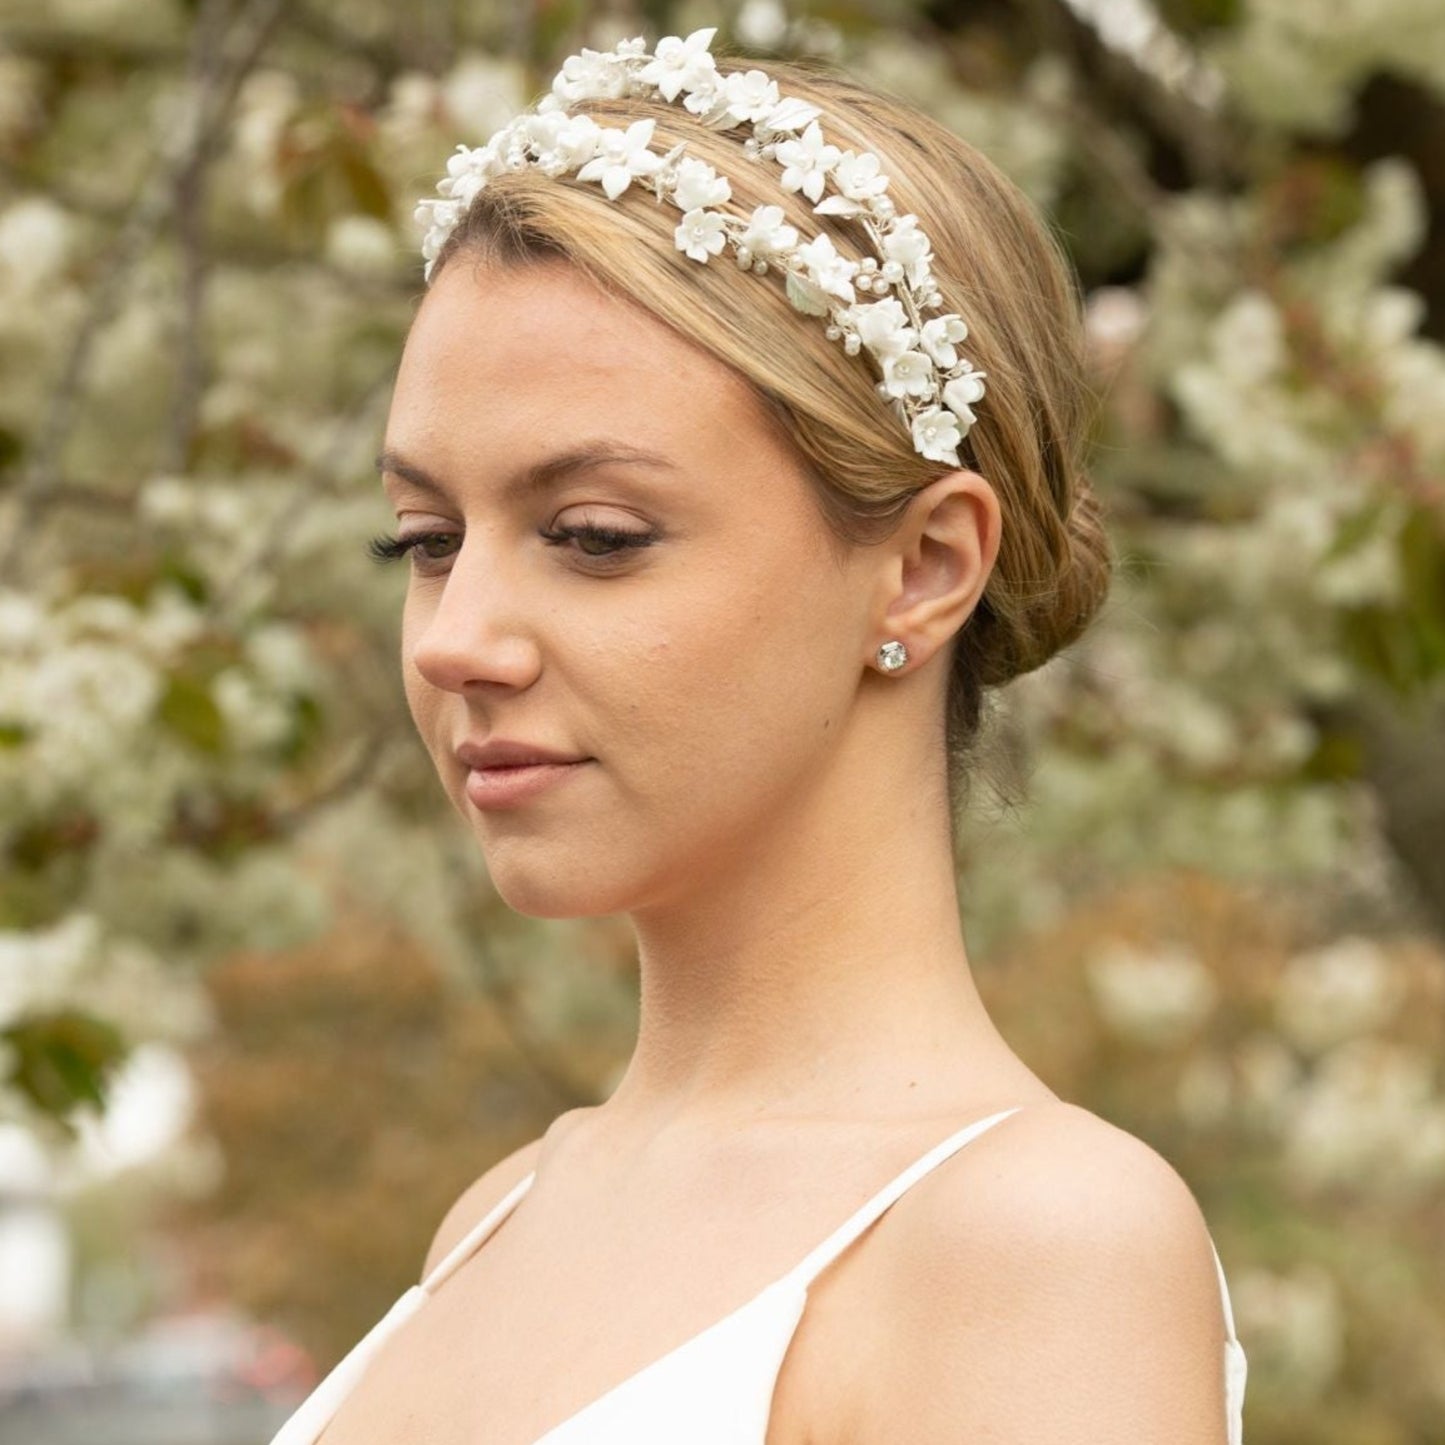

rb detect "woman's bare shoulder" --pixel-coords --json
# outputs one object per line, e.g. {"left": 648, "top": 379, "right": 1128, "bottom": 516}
{"left": 418, "top": 1108, "right": 592, "bottom": 1281}
{"left": 901, "top": 1099, "right": 1223, "bottom": 1315}
{"left": 936, "top": 1098, "right": 1213, "bottom": 1227}
{"left": 858, "top": 1100, "right": 1230, "bottom": 1442}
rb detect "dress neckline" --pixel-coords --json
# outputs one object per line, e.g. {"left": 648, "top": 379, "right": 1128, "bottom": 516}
{"left": 420, "top": 1106, "right": 1030, "bottom": 1445}
{"left": 427, "top": 1168, "right": 807, "bottom": 1445}
{"left": 533, "top": 1263, "right": 804, "bottom": 1443}
{"left": 291, "top": 1103, "right": 1243, "bottom": 1445}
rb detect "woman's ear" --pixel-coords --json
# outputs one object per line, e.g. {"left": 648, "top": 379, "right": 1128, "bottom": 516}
{"left": 869, "top": 470, "right": 1001, "bottom": 673}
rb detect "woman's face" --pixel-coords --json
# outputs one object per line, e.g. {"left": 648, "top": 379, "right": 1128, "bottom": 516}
{"left": 378, "top": 257, "right": 885, "bottom": 918}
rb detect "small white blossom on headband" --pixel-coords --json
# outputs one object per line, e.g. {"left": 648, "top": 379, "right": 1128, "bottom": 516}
{"left": 761, "top": 96, "right": 823, "bottom": 135}
{"left": 849, "top": 297, "right": 916, "bottom": 358}
{"left": 942, "top": 371, "right": 987, "bottom": 425}
{"left": 832, "top": 150, "right": 890, "bottom": 204}
{"left": 414, "top": 26, "right": 989, "bottom": 466}
{"left": 672, "top": 157, "right": 731, "bottom": 211}
{"left": 676, "top": 208, "right": 728, "bottom": 262}
{"left": 637, "top": 28, "right": 719, "bottom": 102}
{"left": 921, "top": 314, "right": 969, "bottom": 368}
{"left": 721, "top": 69, "right": 781, "bottom": 124}
{"left": 883, "top": 349, "right": 936, "bottom": 399}
{"left": 553, "top": 47, "right": 629, "bottom": 103}
{"left": 882, "top": 214, "right": 933, "bottom": 285}
{"left": 912, "top": 406, "right": 964, "bottom": 464}
{"left": 575, "top": 117, "right": 663, "bottom": 198}
{"left": 776, "top": 121, "right": 841, "bottom": 204}
{"left": 795, "top": 233, "right": 857, "bottom": 304}
{"left": 738, "top": 204, "right": 798, "bottom": 258}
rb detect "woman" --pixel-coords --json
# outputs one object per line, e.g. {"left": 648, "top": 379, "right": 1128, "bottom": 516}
{"left": 272, "top": 25, "right": 1247, "bottom": 1445}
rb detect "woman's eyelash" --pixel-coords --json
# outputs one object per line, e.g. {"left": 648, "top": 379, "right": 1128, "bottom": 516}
{"left": 365, "top": 523, "right": 656, "bottom": 567}
{"left": 366, "top": 530, "right": 451, "bottom": 565}
{"left": 539, "top": 522, "right": 657, "bottom": 557}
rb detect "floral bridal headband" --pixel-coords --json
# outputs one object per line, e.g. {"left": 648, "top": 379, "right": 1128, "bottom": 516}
{"left": 414, "top": 27, "right": 988, "bottom": 467}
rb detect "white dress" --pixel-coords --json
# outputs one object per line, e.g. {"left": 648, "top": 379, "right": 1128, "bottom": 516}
{"left": 269, "top": 1106, "right": 1248, "bottom": 1444}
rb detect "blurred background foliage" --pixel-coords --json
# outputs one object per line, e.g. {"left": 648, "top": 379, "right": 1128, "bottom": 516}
{"left": 1, "top": 0, "right": 1443, "bottom": 1437}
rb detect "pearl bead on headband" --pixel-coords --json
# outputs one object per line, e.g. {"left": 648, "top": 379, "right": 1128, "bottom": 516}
{"left": 414, "top": 27, "right": 988, "bottom": 468}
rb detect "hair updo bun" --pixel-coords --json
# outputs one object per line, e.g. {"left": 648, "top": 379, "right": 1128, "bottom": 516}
{"left": 427, "top": 48, "right": 1113, "bottom": 815}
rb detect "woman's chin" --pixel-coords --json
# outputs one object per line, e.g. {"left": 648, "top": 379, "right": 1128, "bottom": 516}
{"left": 484, "top": 861, "right": 638, "bottom": 920}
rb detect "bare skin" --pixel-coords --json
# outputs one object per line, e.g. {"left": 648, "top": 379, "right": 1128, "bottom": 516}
{"left": 318, "top": 257, "right": 1235, "bottom": 1444}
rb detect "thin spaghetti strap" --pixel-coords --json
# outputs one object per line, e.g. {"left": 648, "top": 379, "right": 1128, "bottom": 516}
{"left": 269, "top": 1171, "right": 537, "bottom": 1445}
{"left": 780, "top": 1106, "right": 1027, "bottom": 1294}
{"left": 1213, "top": 1237, "right": 1249, "bottom": 1444}
{"left": 1209, "top": 1237, "right": 1241, "bottom": 1342}
{"left": 421, "top": 1169, "right": 537, "bottom": 1293}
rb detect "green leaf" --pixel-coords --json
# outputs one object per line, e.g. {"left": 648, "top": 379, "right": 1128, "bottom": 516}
{"left": 1322, "top": 497, "right": 1391, "bottom": 563}
{"left": 277, "top": 692, "right": 325, "bottom": 765}
{"left": 338, "top": 149, "right": 394, "bottom": 223}
{"left": 1398, "top": 504, "right": 1445, "bottom": 635}
{"left": 155, "top": 552, "right": 210, "bottom": 605}
{"left": 3, "top": 1011, "right": 128, "bottom": 1122}
{"left": 785, "top": 270, "right": 830, "bottom": 316}
{"left": 157, "top": 672, "right": 227, "bottom": 754}
{"left": 0, "top": 424, "right": 23, "bottom": 475}
{"left": 1299, "top": 726, "right": 1364, "bottom": 782}
{"left": 8, "top": 807, "right": 100, "bottom": 872}
{"left": 1153, "top": 0, "right": 1242, "bottom": 31}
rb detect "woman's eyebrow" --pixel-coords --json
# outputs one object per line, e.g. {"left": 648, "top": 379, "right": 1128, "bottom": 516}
{"left": 374, "top": 442, "right": 679, "bottom": 501}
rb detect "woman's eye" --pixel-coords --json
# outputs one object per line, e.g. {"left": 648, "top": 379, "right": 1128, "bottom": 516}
{"left": 540, "top": 522, "right": 657, "bottom": 560}
{"left": 366, "top": 530, "right": 459, "bottom": 570}
{"left": 365, "top": 522, "right": 656, "bottom": 573}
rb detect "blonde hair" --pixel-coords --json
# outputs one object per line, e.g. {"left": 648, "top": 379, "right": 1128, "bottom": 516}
{"left": 427, "top": 50, "right": 1112, "bottom": 818}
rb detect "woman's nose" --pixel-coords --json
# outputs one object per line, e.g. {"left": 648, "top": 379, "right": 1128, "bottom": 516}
{"left": 406, "top": 547, "right": 541, "bottom": 694}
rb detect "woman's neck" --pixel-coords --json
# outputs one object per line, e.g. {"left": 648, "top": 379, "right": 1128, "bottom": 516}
{"left": 600, "top": 761, "right": 1025, "bottom": 1137}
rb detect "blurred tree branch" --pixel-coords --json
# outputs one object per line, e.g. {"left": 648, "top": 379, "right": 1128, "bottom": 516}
{"left": 0, "top": 0, "right": 291, "bottom": 578}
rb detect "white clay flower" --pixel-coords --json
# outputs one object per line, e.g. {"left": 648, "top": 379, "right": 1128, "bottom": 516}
{"left": 739, "top": 204, "right": 798, "bottom": 256}
{"left": 417, "top": 199, "right": 463, "bottom": 269}
{"left": 775, "top": 121, "right": 840, "bottom": 203}
{"left": 438, "top": 135, "right": 508, "bottom": 198}
{"left": 760, "top": 96, "right": 822, "bottom": 136}
{"left": 722, "top": 69, "right": 781, "bottom": 123}
{"left": 672, "top": 157, "right": 731, "bottom": 211}
{"left": 557, "top": 119, "right": 604, "bottom": 167}
{"left": 794, "top": 232, "right": 857, "bottom": 302}
{"left": 675, "top": 208, "right": 728, "bottom": 262}
{"left": 882, "top": 214, "right": 933, "bottom": 285}
{"left": 451, "top": 168, "right": 492, "bottom": 204}
{"left": 911, "top": 406, "right": 964, "bottom": 464}
{"left": 531, "top": 112, "right": 601, "bottom": 169}
{"left": 921, "top": 314, "right": 969, "bottom": 368}
{"left": 444, "top": 139, "right": 498, "bottom": 181}
{"left": 521, "top": 113, "right": 563, "bottom": 152}
{"left": 682, "top": 83, "right": 724, "bottom": 118}
{"left": 883, "top": 350, "right": 936, "bottom": 398}
{"left": 576, "top": 118, "right": 663, "bottom": 198}
{"left": 833, "top": 150, "right": 889, "bottom": 202}
{"left": 848, "top": 297, "right": 916, "bottom": 358}
{"left": 637, "top": 28, "right": 719, "bottom": 102}
{"left": 943, "top": 371, "right": 987, "bottom": 425}
{"left": 553, "top": 47, "right": 627, "bottom": 102}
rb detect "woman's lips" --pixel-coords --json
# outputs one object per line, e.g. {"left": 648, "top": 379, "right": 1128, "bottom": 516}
{"left": 464, "top": 758, "right": 591, "bottom": 809}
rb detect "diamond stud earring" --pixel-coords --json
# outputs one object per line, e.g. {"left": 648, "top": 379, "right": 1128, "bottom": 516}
{"left": 876, "top": 640, "right": 909, "bottom": 673}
